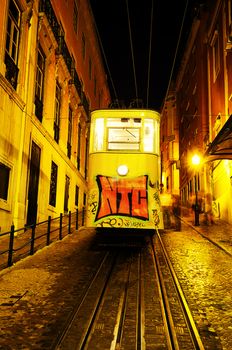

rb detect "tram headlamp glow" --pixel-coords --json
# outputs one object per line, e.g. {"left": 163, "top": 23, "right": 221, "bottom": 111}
{"left": 117, "top": 165, "right": 128, "bottom": 176}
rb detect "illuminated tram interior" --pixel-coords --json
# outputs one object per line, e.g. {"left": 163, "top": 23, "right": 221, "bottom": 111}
{"left": 91, "top": 116, "right": 159, "bottom": 154}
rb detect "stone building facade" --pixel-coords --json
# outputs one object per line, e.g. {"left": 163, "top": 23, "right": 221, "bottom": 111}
{"left": 162, "top": 0, "right": 232, "bottom": 224}
{"left": 0, "top": 0, "right": 111, "bottom": 231}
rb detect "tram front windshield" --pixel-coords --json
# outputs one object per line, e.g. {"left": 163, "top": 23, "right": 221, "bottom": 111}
{"left": 92, "top": 117, "right": 159, "bottom": 154}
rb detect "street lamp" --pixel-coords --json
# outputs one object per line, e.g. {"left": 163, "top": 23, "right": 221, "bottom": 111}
{"left": 191, "top": 154, "right": 201, "bottom": 226}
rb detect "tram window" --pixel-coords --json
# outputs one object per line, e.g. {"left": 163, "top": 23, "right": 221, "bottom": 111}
{"left": 93, "top": 118, "right": 104, "bottom": 151}
{"left": 144, "top": 119, "right": 154, "bottom": 152}
{"left": 108, "top": 127, "right": 140, "bottom": 150}
{"left": 154, "top": 119, "right": 160, "bottom": 154}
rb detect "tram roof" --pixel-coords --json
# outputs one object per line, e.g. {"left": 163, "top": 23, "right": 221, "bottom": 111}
{"left": 90, "top": 108, "right": 160, "bottom": 119}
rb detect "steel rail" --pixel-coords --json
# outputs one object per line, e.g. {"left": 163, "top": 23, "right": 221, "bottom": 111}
{"left": 154, "top": 229, "right": 205, "bottom": 350}
{"left": 53, "top": 251, "right": 114, "bottom": 349}
{"left": 149, "top": 236, "right": 176, "bottom": 350}
{"left": 112, "top": 251, "right": 145, "bottom": 350}
{"left": 77, "top": 252, "right": 118, "bottom": 350}
{"left": 137, "top": 251, "right": 146, "bottom": 349}
{"left": 110, "top": 255, "right": 132, "bottom": 349}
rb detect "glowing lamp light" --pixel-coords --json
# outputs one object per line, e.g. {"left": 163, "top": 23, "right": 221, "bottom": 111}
{"left": 192, "top": 154, "right": 201, "bottom": 166}
{"left": 117, "top": 165, "right": 128, "bottom": 176}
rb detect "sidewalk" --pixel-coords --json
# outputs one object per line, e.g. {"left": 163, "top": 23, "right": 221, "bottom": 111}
{"left": 180, "top": 212, "right": 232, "bottom": 256}
{"left": 0, "top": 227, "right": 97, "bottom": 349}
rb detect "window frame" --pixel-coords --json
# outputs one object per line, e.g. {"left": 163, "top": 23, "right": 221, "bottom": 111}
{"left": 67, "top": 107, "right": 72, "bottom": 158}
{"left": 77, "top": 123, "right": 81, "bottom": 170}
{"left": 35, "top": 45, "right": 45, "bottom": 101}
{"left": 54, "top": 81, "right": 61, "bottom": 143}
{"left": 5, "top": 0, "right": 21, "bottom": 63}
{"left": 64, "top": 174, "right": 70, "bottom": 213}
{"left": 107, "top": 127, "right": 141, "bottom": 151}
{"left": 75, "top": 185, "right": 79, "bottom": 207}
{"left": 35, "top": 45, "right": 46, "bottom": 121}
{"left": 0, "top": 160, "right": 12, "bottom": 211}
{"left": 49, "top": 161, "right": 58, "bottom": 207}
{"left": 4, "top": 0, "right": 21, "bottom": 89}
{"left": 0, "top": 162, "right": 10, "bottom": 201}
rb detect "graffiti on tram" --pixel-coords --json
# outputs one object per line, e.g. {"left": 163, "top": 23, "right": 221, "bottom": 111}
{"left": 95, "top": 175, "right": 149, "bottom": 221}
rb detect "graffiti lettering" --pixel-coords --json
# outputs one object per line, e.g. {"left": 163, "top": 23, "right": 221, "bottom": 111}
{"left": 97, "top": 217, "right": 124, "bottom": 228}
{"left": 90, "top": 201, "right": 98, "bottom": 214}
{"left": 96, "top": 217, "right": 145, "bottom": 228}
{"left": 96, "top": 175, "right": 148, "bottom": 221}
{"left": 153, "top": 191, "right": 160, "bottom": 205}
{"left": 152, "top": 209, "right": 160, "bottom": 226}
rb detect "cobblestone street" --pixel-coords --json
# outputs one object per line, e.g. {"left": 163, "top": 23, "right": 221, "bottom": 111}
{"left": 0, "top": 216, "right": 231, "bottom": 349}
{"left": 163, "top": 217, "right": 232, "bottom": 350}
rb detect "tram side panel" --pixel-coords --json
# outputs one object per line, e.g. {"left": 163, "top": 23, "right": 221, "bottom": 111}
{"left": 86, "top": 153, "right": 164, "bottom": 232}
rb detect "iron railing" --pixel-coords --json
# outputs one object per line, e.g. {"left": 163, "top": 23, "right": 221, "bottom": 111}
{"left": 0, "top": 209, "right": 85, "bottom": 270}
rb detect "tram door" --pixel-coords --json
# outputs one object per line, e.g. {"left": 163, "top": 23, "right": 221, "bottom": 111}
{"left": 27, "top": 141, "right": 41, "bottom": 225}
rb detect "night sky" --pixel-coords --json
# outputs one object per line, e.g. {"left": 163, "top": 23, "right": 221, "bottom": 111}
{"left": 90, "top": 0, "right": 195, "bottom": 111}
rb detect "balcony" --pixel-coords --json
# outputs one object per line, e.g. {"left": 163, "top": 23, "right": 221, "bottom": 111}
{"left": 39, "top": 0, "right": 72, "bottom": 74}
{"left": 73, "top": 69, "right": 82, "bottom": 97}
{"left": 56, "top": 36, "right": 72, "bottom": 74}
{"left": 81, "top": 92, "right": 90, "bottom": 120}
{"left": 39, "top": 0, "right": 89, "bottom": 118}
{"left": 39, "top": 0, "right": 60, "bottom": 42}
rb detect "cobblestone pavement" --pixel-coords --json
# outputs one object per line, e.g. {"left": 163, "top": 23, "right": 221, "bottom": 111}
{"left": 0, "top": 228, "right": 106, "bottom": 349}
{"left": 181, "top": 212, "right": 232, "bottom": 256}
{"left": 163, "top": 213, "right": 232, "bottom": 350}
{"left": 0, "top": 215, "right": 231, "bottom": 349}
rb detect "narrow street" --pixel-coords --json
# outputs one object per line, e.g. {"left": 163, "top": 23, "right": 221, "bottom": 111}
{"left": 0, "top": 215, "right": 231, "bottom": 349}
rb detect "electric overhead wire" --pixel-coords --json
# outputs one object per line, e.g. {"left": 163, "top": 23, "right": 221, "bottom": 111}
{"left": 146, "top": 0, "right": 154, "bottom": 108}
{"left": 125, "top": 0, "right": 139, "bottom": 106}
{"left": 92, "top": 0, "right": 156, "bottom": 108}
{"left": 163, "top": 0, "right": 189, "bottom": 106}
{"left": 93, "top": 1, "right": 187, "bottom": 110}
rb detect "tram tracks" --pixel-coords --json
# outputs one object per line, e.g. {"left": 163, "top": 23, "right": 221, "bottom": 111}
{"left": 151, "top": 230, "right": 205, "bottom": 350}
{"left": 55, "top": 248, "right": 145, "bottom": 349}
{"left": 52, "top": 233, "right": 206, "bottom": 349}
{"left": 54, "top": 250, "right": 116, "bottom": 349}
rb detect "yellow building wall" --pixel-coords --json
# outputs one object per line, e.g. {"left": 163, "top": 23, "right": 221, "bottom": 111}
{"left": 212, "top": 160, "right": 232, "bottom": 223}
{"left": 0, "top": 0, "right": 111, "bottom": 232}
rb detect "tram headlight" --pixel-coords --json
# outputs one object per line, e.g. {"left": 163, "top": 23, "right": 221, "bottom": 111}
{"left": 117, "top": 165, "right": 128, "bottom": 176}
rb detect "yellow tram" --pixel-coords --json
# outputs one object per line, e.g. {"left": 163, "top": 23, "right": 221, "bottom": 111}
{"left": 86, "top": 108, "right": 163, "bottom": 234}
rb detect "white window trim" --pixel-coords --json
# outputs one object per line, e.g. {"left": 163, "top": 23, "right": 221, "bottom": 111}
{"left": 0, "top": 157, "right": 13, "bottom": 212}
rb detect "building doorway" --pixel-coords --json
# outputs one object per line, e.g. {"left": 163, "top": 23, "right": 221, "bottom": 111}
{"left": 26, "top": 141, "right": 41, "bottom": 225}
{"left": 64, "top": 175, "right": 70, "bottom": 213}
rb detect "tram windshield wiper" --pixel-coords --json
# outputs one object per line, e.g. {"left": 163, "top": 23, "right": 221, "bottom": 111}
{"left": 125, "top": 128, "right": 136, "bottom": 138}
